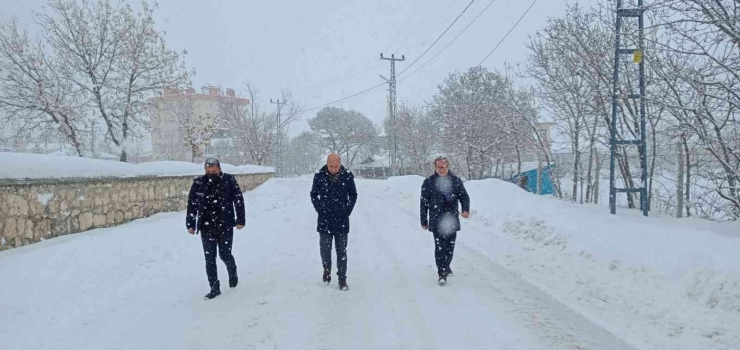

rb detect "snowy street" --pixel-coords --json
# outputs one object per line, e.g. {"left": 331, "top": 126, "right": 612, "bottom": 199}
{"left": 3, "top": 0, "right": 740, "bottom": 348}
{"left": 0, "top": 176, "right": 633, "bottom": 350}
{"left": 1, "top": 176, "right": 738, "bottom": 350}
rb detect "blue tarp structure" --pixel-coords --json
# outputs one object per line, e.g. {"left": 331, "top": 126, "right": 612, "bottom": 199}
{"left": 507, "top": 164, "right": 556, "bottom": 195}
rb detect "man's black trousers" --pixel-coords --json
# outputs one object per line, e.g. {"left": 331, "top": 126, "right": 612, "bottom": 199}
{"left": 201, "top": 227, "right": 237, "bottom": 286}
{"left": 319, "top": 231, "right": 348, "bottom": 282}
{"left": 433, "top": 231, "right": 457, "bottom": 276}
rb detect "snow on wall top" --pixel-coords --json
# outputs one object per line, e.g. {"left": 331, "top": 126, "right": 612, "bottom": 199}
{"left": 0, "top": 153, "right": 274, "bottom": 180}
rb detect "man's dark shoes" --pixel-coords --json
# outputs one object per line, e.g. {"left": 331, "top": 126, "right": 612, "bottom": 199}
{"left": 204, "top": 281, "right": 221, "bottom": 300}
{"left": 438, "top": 274, "right": 447, "bottom": 286}
{"left": 229, "top": 275, "right": 238, "bottom": 288}
{"left": 322, "top": 269, "right": 331, "bottom": 285}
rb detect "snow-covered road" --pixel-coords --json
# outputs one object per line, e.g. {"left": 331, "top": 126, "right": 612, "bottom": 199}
{"left": 0, "top": 176, "right": 640, "bottom": 350}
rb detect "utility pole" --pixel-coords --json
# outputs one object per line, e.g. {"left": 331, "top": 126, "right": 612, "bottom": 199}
{"left": 609, "top": 0, "right": 648, "bottom": 216}
{"left": 90, "top": 119, "right": 96, "bottom": 158}
{"left": 270, "top": 99, "right": 283, "bottom": 178}
{"left": 380, "top": 53, "right": 405, "bottom": 177}
{"left": 676, "top": 141, "right": 684, "bottom": 218}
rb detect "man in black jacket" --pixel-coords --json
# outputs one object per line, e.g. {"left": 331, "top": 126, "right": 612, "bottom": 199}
{"left": 420, "top": 156, "right": 470, "bottom": 285}
{"left": 186, "top": 158, "right": 245, "bottom": 300}
{"left": 310, "top": 153, "right": 358, "bottom": 291}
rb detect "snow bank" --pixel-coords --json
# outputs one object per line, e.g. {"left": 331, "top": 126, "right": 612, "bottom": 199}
{"left": 0, "top": 153, "right": 274, "bottom": 180}
{"left": 469, "top": 179, "right": 739, "bottom": 305}
{"left": 469, "top": 179, "right": 740, "bottom": 349}
{"left": 382, "top": 175, "right": 740, "bottom": 349}
{"left": 236, "top": 164, "right": 276, "bottom": 174}
{"left": 384, "top": 175, "right": 425, "bottom": 193}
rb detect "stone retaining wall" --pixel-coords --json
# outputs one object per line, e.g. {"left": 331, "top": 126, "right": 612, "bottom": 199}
{"left": 0, "top": 173, "right": 273, "bottom": 251}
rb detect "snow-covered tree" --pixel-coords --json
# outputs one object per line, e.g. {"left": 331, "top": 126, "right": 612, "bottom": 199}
{"left": 282, "top": 131, "right": 324, "bottom": 176}
{"left": 169, "top": 95, "right": 214, "bottom": 163}
{"left": 650, "top": 0, "right": 740, "bottom": 218}
{"left": 36, "top": 0, "right": 191, "bottom": 162}
{"left": 218, "top": 83, "right": 301, "bottom": 167}
{"left": 384, "top": 103, "right": 438, "bottom": 175}
{"left": 0, "top": 18, "right": 86, "bottom": 156}
{"left": 519, "top": 0, "right": 740, "bottom": 218}
{"left": 309, "top": 106, "right": 380, "bottom": 169}
{"left": 429, "top": 66, "right": 531, "bottom": 180}
{"left": 525, "top": 7, "right": 600, "bottom": 202}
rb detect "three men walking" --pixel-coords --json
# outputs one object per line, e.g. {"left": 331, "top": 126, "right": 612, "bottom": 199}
{"left": 187, "top": 154, "right": 470, "bottom": 298}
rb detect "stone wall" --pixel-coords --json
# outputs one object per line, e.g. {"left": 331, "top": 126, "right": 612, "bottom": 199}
{"left": 0, "top": 173, "right": 273, "bottom": 251}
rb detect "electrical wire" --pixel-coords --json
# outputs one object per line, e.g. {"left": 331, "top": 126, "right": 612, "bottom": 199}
{"left": 400, "top": 0, "right": 500, "bottom": 82}
{"left": 398, "top": 0, "right": 478, "bottom": 77}
{"left": 478, "top": 0, "right": 538, "bottom": 66}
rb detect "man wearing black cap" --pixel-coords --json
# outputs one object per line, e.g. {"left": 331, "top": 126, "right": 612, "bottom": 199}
{"left": 186, "top": 158, "right": 246, "bottom": 299}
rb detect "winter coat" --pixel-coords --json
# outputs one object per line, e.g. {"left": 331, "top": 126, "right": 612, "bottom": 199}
{"left": 420, "top": 172, "right": 470, "bottom": 234}
{"left": 186, "top": 172, "right": 245, "bottom": 233}
{"left": 310, "top": 165, "right": 358, "bottom": 235}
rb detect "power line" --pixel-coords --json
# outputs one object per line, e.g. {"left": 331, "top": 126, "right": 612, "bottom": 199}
{"left": 397, "top": 0, "right": 477, "bottom": 77}
{"left": 388, "top": 0, "right": 457, "bottom": 54}
{"left": 400, "top": 0, "right": 500, "bottom": 82}
{"left": 295, "top": 0, "right": 476, "bottom": 114}
{"left": 478, "top": 0, "right": 538, "bottom": 66}
{"left": 296, "top": 82, "right": 387, "bottom": 114}
{"left": 294, "top": 0, "right": 478, "bottom": 115}
{"left": 287, "top": 2, "right": 423, "bottom": 111}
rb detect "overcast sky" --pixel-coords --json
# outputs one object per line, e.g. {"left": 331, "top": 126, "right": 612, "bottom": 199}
{"left": 1, "top": 0, "right": 601, "bottom": 136}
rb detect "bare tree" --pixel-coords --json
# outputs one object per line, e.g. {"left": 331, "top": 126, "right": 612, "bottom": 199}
{"left": 498, "top": 78, "right": 544, "bottom": 174}
{"left": 154, "top": 94, "right": 214, "bottom": 163}
{"left": 384, "top": 103, "right": 437, "bottom": 175}
{"left": 519, "top": 0, "right": 740, "bottom": 218}
{"left": 525, "top": 2, "right": 669, "bottom": 208}
{"left": 272, "top": 88, "right": 302, "bottom": 173}
{"left": 647, "top": 0, "right": 740, "bottom": 218}
{"left": 37, "top": 0, "right": 191, "bottom": 162}
{"left": 218, "top": 83, "right": 271, "bottom": 165}
{"left": 0, "top": 18, "right": 86, "bottom": 156}
{"left": 217, "top": 83, "right": 301, "bottom": 167}
{"left": 509, "top": 85, "right": 564, "bottom": 197}
{"left": 526, "top": 24, "right": 593, "bottom": 201}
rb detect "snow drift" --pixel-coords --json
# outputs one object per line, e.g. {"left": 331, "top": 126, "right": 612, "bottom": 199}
{"left": 0, "top": 152, "right": 274, "bottom": 179}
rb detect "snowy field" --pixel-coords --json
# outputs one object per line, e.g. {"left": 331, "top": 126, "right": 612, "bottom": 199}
{"left": 0, "top": 152, "right": 274, "bottom": 179}
{"left": 0, "top": 175, "right": 738, "bottom": 350}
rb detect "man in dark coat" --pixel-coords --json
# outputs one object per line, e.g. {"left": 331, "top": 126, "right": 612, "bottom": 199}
{"left": 420, "top": 156, "right": 470, "bottom": 285}
{"left": 310, "top": 153, "right": 358, "bottom": 291}
{"left": 186, "top": 158, "right": 245, "bottom": 300}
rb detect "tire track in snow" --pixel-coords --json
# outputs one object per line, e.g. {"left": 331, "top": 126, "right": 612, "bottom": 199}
{"left": 456, "top": 246, "right": 638, "bottom": 350}
{"left": 358, "top": 186, "right": 548, "bottom": 349}
{"left": 365, "top": 180, "right": 639, "bottom": 350}
{"left": 351, "top": 193, "right": 440, "bottom": 349}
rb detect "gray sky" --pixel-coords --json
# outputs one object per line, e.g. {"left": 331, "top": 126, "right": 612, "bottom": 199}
{"left": 1, "top": 0, "right": 601, "bottom": 136}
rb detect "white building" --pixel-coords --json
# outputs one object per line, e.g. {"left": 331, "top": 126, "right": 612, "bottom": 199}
{"left": 148, "top": 85, "right": 249, "bottom": 163}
